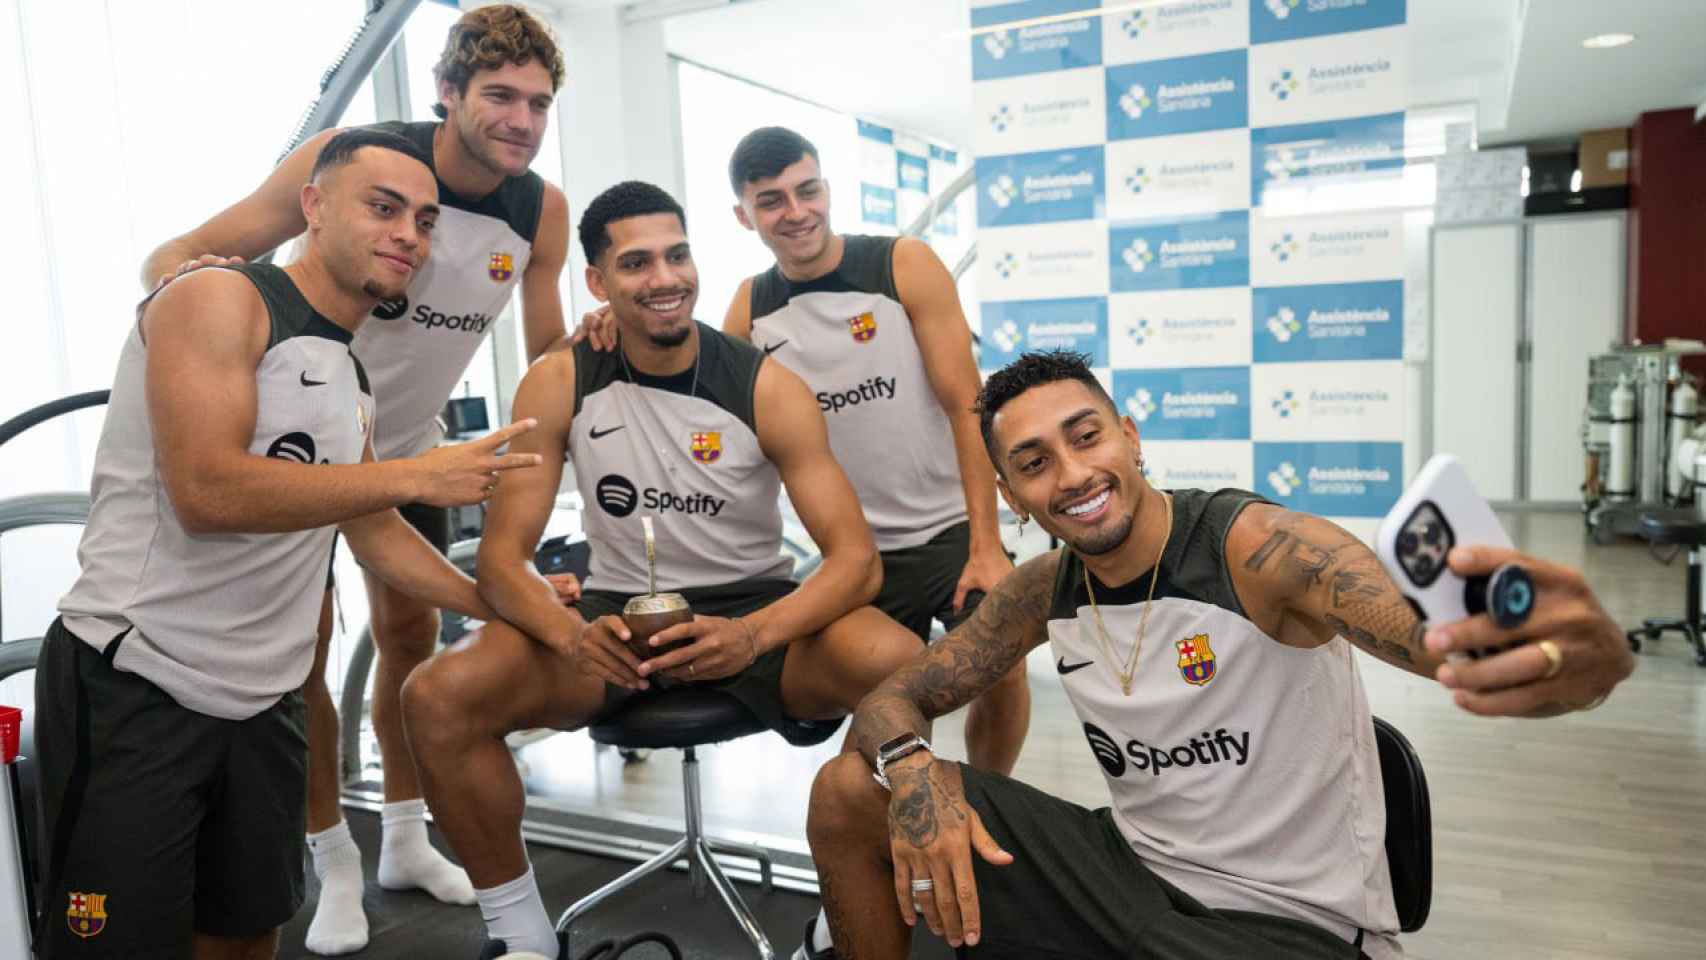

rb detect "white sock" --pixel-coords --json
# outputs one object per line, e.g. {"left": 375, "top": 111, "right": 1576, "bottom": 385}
{"left": 377, "top": 799, "right": 476, "bottom": 905}
{"left": 813, "top": 907, "right": 834, "bottom": 952}
{"left": 474, "top": 867, "right": 559, "bottom": 959}
{"left": 305, "top": 822, "right": 369, "bottom": 956}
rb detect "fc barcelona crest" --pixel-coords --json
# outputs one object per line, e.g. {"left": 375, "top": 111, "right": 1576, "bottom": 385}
{"left": 67, "top": 891, "right": 108, "bottom": 939}
{"left": 488, "top": 252, "right": 514, "bottom": 282}
{"left": 690, "top": 431, "right": 721, "bottom": 464}
{"left": 848, "top": 312, "right": 877, "bottom": 343}
{"left": 1175, "top": 634, "right": 1217, "bottom": 687}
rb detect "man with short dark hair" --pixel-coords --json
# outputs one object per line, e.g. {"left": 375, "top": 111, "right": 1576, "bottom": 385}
{"left": 41, "top": 130, "right": 543, "bottom": 960}
{"left": 804, "top": 351, "right": 1635, "bottom": 959}
{"left": 402, "top": 181, "right": 924, "bottom": 960}
{"left": 142, "top": 6, "right": 573, "bottom": 952}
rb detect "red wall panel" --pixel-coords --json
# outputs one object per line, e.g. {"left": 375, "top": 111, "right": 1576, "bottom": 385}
{"left": 1627, "top": 108, "right": 1706, "bottom": 349}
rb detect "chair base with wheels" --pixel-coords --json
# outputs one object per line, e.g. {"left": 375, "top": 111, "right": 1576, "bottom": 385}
{"left": 556, "top": 687, "right": 778, "bottom": 959}
{"left": 1627, "top": 510, "right": 1706, "bottom": 667}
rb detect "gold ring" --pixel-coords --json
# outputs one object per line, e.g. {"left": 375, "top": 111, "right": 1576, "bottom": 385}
{"left": 1537, "top": 640, "right": 1563, "bottom": 680}
{"left": 688, "top": 663, "right": 695, "bottom": 677}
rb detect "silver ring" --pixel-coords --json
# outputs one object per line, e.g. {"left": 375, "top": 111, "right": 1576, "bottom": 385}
{"left": 910, "top": 878, "right": 934, "bottom": 892}
{"left": 688, "top": 662, "right": 696, "bottom": 677}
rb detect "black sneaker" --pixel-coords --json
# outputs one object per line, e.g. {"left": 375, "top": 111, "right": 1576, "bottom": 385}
{"left": 475, "top": 932, "right": 568, "bottom": 959}
{"left": 791, "top": 914, "right": 837, "bottom": 960}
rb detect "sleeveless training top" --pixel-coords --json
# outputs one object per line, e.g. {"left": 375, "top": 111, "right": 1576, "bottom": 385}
{"left": 1047, "top": 488, "right": 1401, "bottom": 957}
{"left": 354, "top": 120, "right": 543, "bottom": 460}
{"left": 568, "top": 323, "right": 793, "bottom": 595}
{"left": 748, "top": 234, "right": 964, "bottom": 551}
{"left": 60, "top": 263, "right": 376, "bottom": 721}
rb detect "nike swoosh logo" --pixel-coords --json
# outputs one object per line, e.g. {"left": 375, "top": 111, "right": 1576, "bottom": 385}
{"left": 1056, "top": 657, "right": 1094, "bottom": 675}
{"left": 589, "top": 425, "right": 624, "bottom": 439}
{"left": 300, "top": 372, "right": 326, "bottom": 387}
{"left": 762, "top": 339, "right": 789, "bottom": 355}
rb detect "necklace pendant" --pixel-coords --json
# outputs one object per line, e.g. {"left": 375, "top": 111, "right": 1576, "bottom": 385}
{"left": 1120, "top": 679, "right": 1132, "bottom": 697}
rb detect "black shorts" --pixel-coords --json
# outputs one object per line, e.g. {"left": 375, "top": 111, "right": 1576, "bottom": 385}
{"left": 872, "top": 521, "right": 983, "bottom": 641}
{"left": 326, "top": 500, "right": 453, "bottom": 589}
{"left": 578, "top": 578, "right": 842, "bottom": 747}
{"left": 957, "top": 764, "right": 1370, "bottom": 960}
{"left": 33, "top": 619, "right": 308, "bottom": 957}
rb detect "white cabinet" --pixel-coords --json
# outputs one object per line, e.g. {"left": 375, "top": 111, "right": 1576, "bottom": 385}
{"left": 1429, "top": 213, "right": 1626, "bottom": 504}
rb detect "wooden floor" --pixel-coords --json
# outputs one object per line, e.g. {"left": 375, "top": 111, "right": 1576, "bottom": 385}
{"left": 493, "top": 512, "right": 1706, "bottom": 959}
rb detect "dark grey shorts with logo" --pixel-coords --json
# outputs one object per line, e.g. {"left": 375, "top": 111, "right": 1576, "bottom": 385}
{"left": 578, "top": 577, "right": 843, "bottom": 747}
{"left": 873, "top": 521, "right": 984, "bottom": 641}
{"left": 33, "top": 619, "right": 307, "bottom": 958}
{"left": 956, "top": 764, "right": 1372, "bottom": 960}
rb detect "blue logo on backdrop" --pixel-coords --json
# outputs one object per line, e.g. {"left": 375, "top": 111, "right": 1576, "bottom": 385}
{"left": 972, "top": 0, "right": 1102, "bottom": 80}
{"left": 1252, "top": 0, "right": 1405, "bottom": 45}
{"left": 1114, "top": 367, "right": 1250, "bottom": 440}
{"left": 898, "top": 152, "right": 929, "bottom": 193}
{"left": 981, "top": 298, "right": 1110, "bottom": 369}
{"left": 861, "top": 184, "right": 897, "bottom": 226}
{"left": 857, "top": 119, "right": 893, "bottom": 144}
{"left": 1254, "top": 442, "right": 1402, "bottom": 516}
{"left": 929, "top": 144, "right": 958, "bottom": 164}
{"left": 934, "top": 205, "right": 959, "bottom": 238}
{"left": 977, "top": 148, "right": 1105, "bottom": 228}
{"left": 1252, "top": 281, "right": 1403, "bottom": 362}
{"left": 1251, "top": 113, "right": 1406, "bottom": 204}
{"left": 1105, "top": 49, "right": 1247, "bottom": 141}
{"left": 1111, "top": 211, "right": 1249, "bottom": 293}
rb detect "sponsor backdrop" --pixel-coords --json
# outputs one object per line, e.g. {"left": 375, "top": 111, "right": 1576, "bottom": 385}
{"left": 858, "top": 119, "right": 964, "bottom": 240}
{"left": 970, "top": 0, "right": 1407, "bottom": 534}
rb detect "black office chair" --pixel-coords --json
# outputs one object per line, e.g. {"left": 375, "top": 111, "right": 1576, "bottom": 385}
{"left": 1627, "top": 509, "right": 1706, "bottom": 667}
{"left": 1374, "top": 716, "right": 1431, "bottom": 933}
{"left": 555, "top": 687, "right": 781, "bottom": 959}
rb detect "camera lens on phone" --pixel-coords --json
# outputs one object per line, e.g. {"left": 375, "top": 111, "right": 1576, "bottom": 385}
{"left": 1397, "top": 531, "right": 1419, "bottom": 556}
{"left": 1412, "top": 553, "right": 1435, "bottom": 580}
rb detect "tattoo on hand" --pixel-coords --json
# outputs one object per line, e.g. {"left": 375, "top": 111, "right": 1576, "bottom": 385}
{"left": 892, "top": 773, "right": 938, "bottom": 847}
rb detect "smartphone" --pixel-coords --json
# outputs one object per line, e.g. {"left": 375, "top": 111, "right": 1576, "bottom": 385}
{"left": 1375, "top": 454, "right": 1533, "bottom": 655}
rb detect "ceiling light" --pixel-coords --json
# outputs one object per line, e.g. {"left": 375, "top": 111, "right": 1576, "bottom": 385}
{"left": 1582, "top": 33, "right": 1636, "bottom": 49}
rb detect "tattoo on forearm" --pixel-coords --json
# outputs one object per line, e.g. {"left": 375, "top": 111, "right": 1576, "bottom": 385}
{"left": 1325, "top": 614, "right": 1416, "bottom": 663}
{"left": 1253, "top": 513, "right": 1426, "bottom": 668}
{"left": 852, "top": 552, "right": 1059, "bottom": 762}
{"left": 1329, "top": 564, "right": 1388, "bottom": 608}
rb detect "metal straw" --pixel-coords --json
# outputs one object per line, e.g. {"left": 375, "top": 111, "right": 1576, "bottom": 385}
{"left": 642, "top": 515, "right": 656, "bottom": 596}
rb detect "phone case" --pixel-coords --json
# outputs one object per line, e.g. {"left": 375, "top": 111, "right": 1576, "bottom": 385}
{"left": 1374, "top": 454, "right": 1512, "bottom": 625}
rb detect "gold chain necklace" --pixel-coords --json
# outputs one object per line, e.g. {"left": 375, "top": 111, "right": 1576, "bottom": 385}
{"left": 1081, "top": 492, "right": 1172, "bottom": 697}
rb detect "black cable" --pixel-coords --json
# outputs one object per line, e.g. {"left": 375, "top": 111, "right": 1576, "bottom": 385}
{"left": 0, "top": 391, "right": 110, "bottom": 452}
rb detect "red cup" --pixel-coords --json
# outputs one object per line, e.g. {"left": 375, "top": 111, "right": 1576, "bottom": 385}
{"left": 0, "top": 705, "right": 21, "bottom": 764}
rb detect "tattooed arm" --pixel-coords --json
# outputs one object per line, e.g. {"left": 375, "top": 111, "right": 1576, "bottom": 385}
{"left": 851, "top": 549, "right": 1061, "bottom": 765}
{"left": 1228, "top": 503, "right": 1443, "bottom": 678}
{"left": 842, "top": 550, "right": 1056, "bottom": 950}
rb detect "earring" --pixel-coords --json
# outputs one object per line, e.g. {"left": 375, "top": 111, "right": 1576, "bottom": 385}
{"left": 1017, "top": 514, "right": 1029, "bottom": 537}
